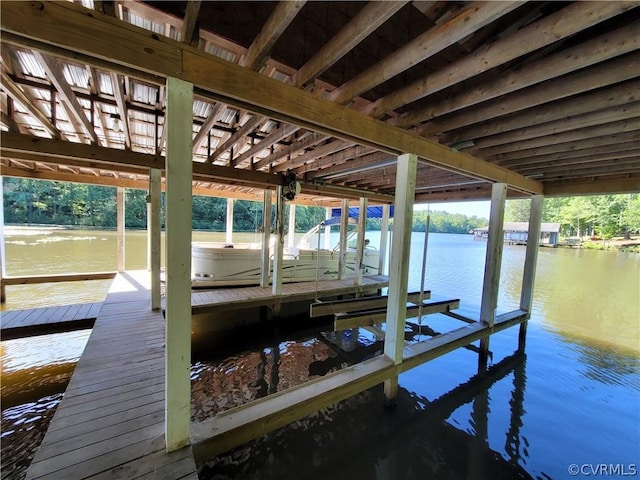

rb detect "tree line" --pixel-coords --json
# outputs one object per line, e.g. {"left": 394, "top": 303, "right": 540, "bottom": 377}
{"left": 505, "top": 195, "right": 640, "bottom": 239}
{"left": 2, "top": 178, "right": 488, "bottom": 234}
{"left": 8, "top": 178, "right": 636, "bottom": 238}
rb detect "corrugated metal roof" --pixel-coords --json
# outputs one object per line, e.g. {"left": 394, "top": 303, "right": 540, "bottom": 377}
{"left": 14, "top": 51, "right": 46, "bottom": 79}
{"left": 98, "top": 72, "right": 113, "bottom": 96}
{"left": 131, "top": 82, "right": 158, "bottom": 105}
{"left": 62, "top": 63, "right": 90, "bottom": 89}
{"left": 122, "top": 9, "right": 164, "bottom": 35}
{"left": 205, "top": 44, "right": 237, "bottom": 63}
{"left": 193, "top": 100, "right": 212, "bottom": 119}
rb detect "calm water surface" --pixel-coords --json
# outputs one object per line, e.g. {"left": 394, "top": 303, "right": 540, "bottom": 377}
{"left": 1, "top": 228, "right": 638, "bottom": 479}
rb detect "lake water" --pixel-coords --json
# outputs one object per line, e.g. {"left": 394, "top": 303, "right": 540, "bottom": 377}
{"left": 1, "top": 227, "right": 639, "bottom": 479}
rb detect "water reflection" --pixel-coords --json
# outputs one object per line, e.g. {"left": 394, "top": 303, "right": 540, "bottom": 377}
{"left": 197, "top": 347, "right": 533, "bottom": 480}
{"left": 0, "top": 330, "right": 90, "bottom": 480}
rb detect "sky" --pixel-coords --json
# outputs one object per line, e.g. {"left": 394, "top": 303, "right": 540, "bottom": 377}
{"left": 414, "top": 200, "right": 490, "bottom": 219}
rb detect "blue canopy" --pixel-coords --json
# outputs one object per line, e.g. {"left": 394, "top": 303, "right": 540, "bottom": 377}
{"left": 330, "top": 205, "right": 394, "bottom": 219}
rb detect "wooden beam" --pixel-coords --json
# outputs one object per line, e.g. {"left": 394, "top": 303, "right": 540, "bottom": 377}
{"left": 364, "top": 1, "right": 638, "bottom": 119}
{"left": 471, "top": 102, "right": 640, "bottom": 150}
{"left": 501, "top": 142, "right": 640, "bottom": 169}
{"left": 33, "top": 51, "right": 98, "bottom": 144}
{"left": 272, "top": 186, "right": 284, "bottom": 295}
{"left": 252, "top": 131, "right": 325, "bottom": 171}
{"left": 489, "top": 130, "right": 640, "bottom": 163}
{"left": 233, "top": 123, "right": 299, "bottom": 167}
{"left": 530, "top": 158, "right": 640, "bottom": 179}
{"left": 276, "top": 139, "right": 352, "bottom": 172}
{"left": 291, "top": 1, "right": 408, "bottom": 88}
{"left": 544, "top": 176, "right": 640, "bottom": 196}
{"left": 191, "top": 355, "right": 396, "bottom": 460}
{"left": 192, "top": 102, "right": 227, "bottom": 152}
{"left": 480, "top": 183, "right": 506, "bottom": 327}
{"left": 328, "top": 1, "right": 522, "bottom": 104}
{"left": 305, "top": 151, "right": 395, "bottom": 180}
{"left": 208, "top": 115, "right": 257, "bottom": 163}
{"left": 116, "top": 186, "right": 125, "bottom": 272}
{"left": 242, "top": 1, "right": 306, "bottom": 72}
{"left": 260, "top": 189, "right": 272, "bottom": 287}
{"left": 148, "top": 167, "right": 161, "bottom": 310}
{"left": 405, "top": 23, "right": 640, "bottom": 129}
{"left": 164, "top": 76, "right": 193, "bottom": 452}
{"left": 296, "top": 146, "right": 380, "bottom": 178}
{"left": 0, "top": 132, "right": 286, "bottom": 188}
{"left": 0, "top": 68, "right": 60, "bottom": 139}
{"left": 383, "top": 153, "right": 417, "bottom": 405}
{"left": 0, "top": 0, "right": 543, "bottom": 194}
{"left": 443, "top": 81, "right": 640, "bottom": 144}
{"left": 1, "top": 271, "right": 116, "bottom": 285}
{"left": 475, "top": 119, "right": 640, "bottom": 156}
{"left": 0, "top": 164, "right": 150, "bottom": 189}
{"left": 181, "top": 0, "right": 201, "bottom": 46}
{"left": 310, "top": 291, "right": 432, "bottom": 318}
{"left": 110, "top": 73, "right": 131, "bottom": 149}
{"left": 335, "top": 299, "right": 459, "bottom": 331}
{"left": 424, "top": 54, "right": 640, "bottom": 136}
{"left": 520, "top": 195, "right": 542, "bottom": 317}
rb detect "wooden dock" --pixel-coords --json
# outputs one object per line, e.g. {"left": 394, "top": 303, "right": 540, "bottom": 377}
{"left": 190, "top": 274, "right": 389, "bottom": 314}
{"left": 25, "top": 271, "right": 198, "bottom": 480}
{"left": 1, "top": 302, "right": 102, "bottom": 339}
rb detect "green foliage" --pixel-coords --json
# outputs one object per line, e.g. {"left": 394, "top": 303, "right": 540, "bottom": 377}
{"left": 5, "top": 179, "right": 638, "bottom": 239}
{"left": 1, "top": 178, "right": 332, "bottom": 233}
{"left": 411, "top": 209, "right": 486, "bottom": 234}
{"left": 505, "top": 199, "right": 531, "bottom": 222}
{"left": 542, "top": 194, "right": 640, "bottom": 239}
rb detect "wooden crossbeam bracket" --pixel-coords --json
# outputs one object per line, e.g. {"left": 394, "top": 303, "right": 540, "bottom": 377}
{"left": 334, "top": 299, "right": 460, "bottom": 331}
{"left": 33, "top": 51, "right": 99, "bottom": 144}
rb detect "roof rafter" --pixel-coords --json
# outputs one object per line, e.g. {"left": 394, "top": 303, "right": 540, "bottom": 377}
{"left": 420, "top": 50, "right": 640, "bottom": 135}
{"left": 110, "top": 72, "right": 131, "bottom": 149}
{"left": 32, "top": 51, "right": 98, "bottom": 144}
{"left": 443, "top": 80, "right": 640, "bottom": 144}
{"left": 365, "top": 1, "right": 638, "bottom": 120}
{"left": 0, "top": 0, "right": 543, "bottom": 194}
{"left": 0, "top": 67, "right": 61, "bottom": 139}
{"left": 327, "top": 1, "right": 523, "bottom": 104}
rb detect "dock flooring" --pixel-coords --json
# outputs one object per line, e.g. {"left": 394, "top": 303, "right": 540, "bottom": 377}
{"left": 25, "top": 271, "right": 198, "bottom": 480}
{"left": 1, "top": 302, "right": 102, "bottom": 339}
{"left": 191, "top": 274, "right": 389, "bottom": 313}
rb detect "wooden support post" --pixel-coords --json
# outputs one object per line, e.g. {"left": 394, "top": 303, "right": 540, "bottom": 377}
{"left": 479, "top": 182, "right": 507, "bottom": 371}
{"left": 383, "top": 153, "right": 417, "bottom": 406}
{"left": 323, "top": 207, "right": 332, "bottom": 250}
{"left": 116, "top": 186, "right": 125, "bottom": 272}
{"left": 287, "top": 203, "right": 296, "bottom": 248}
{"left": 378, "top": 204, "right": 390, "bottom": 275}
{"left": 164, "top": 77, "right": 193, "bottom": 453}
{"left": 519, "top": 195, "right": 543, "bottom": 350}
{"left": 272, "top": 186, "right": 284, "bottom": 296}
{"left": 148, "top": 168, "right": 162, "bottom": 310}
{"left": 0, "top": 176, "right": 6, "bottom": 303}
{"left": 338, "top": 199, "right": 349, "bottom": 280}
{"left": 260, "top": 189, "right": 272, "bottom": 288}
{"left": 354, "top": 197, "right": 368, "bottom": 286}
{"left": 225, "top": 198, "right": 234, "bottom": 245}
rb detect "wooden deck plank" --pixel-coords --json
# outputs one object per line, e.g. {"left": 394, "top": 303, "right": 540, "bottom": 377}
{"left": 190, "top": 274, "right": 389, "bottom": 315}
{"left": 26, "top": 271, "right": 198, "bottom": 480}
{"left": 1, "top": 302, "right": 102, "bottom": 335}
